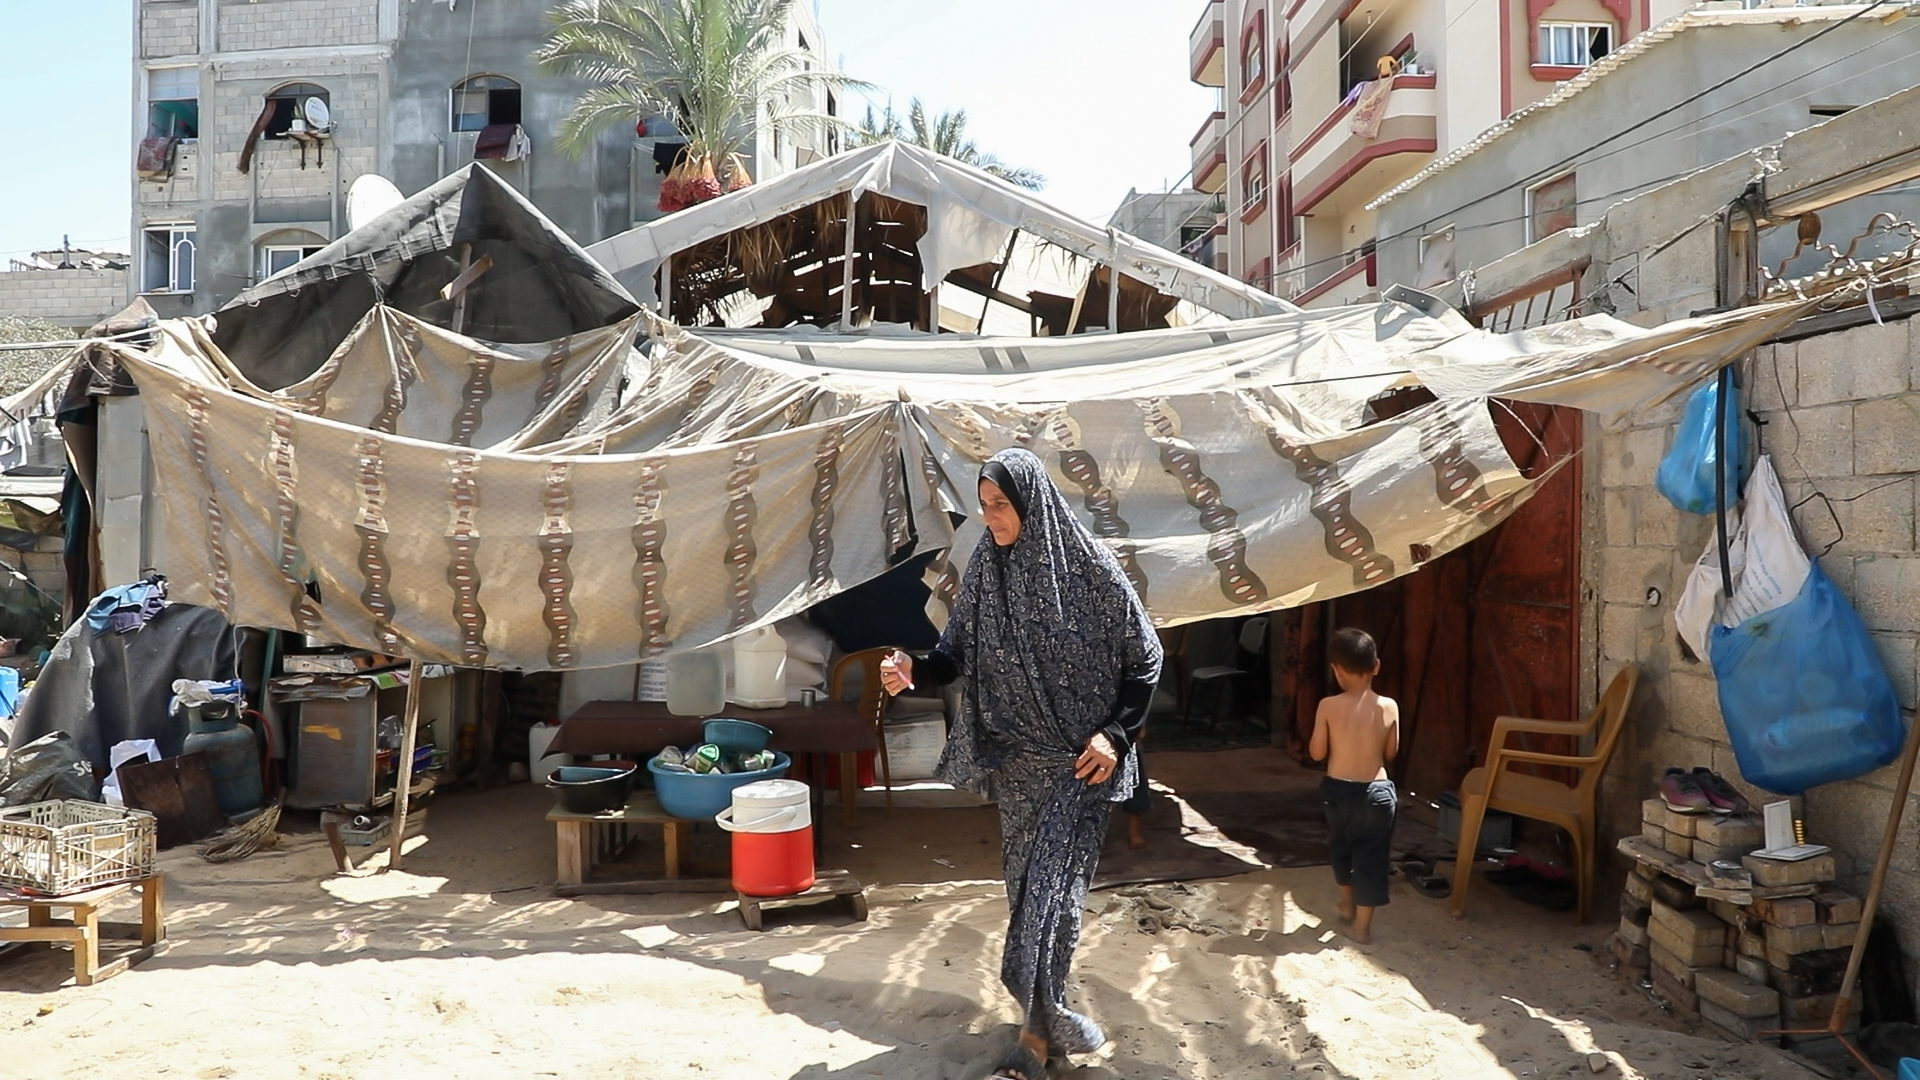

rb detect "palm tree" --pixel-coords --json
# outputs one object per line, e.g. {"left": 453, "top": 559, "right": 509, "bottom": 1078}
{"left": 536, "top": 0, "right": 857, "bottom": 202}
{"left": 854, "top": 99, "right": 1045, "bottom": 190}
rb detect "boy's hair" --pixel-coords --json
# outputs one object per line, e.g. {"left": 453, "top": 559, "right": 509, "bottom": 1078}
{"left": 1329, "top": 627, "right": 1379, "bottom": 674}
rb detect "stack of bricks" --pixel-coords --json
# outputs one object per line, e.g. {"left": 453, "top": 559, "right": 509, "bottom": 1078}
{"left": 1612, "top": 798, "right": 1862, "bottom": 1049}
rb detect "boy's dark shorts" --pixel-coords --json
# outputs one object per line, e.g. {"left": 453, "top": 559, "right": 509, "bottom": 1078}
{"left": 1320, "top": 775, "right": 1398, "bottom": 908}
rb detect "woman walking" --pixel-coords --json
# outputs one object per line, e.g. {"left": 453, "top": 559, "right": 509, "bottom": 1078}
{"left": 880, "top": 448, "right": 1161, "bottom": 1080}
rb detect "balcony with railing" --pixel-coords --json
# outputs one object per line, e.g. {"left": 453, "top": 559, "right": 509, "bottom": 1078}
{"left": 1191, "top": 0, "right": 1225, "bottom": 86}
{"left": 1190, "top": 112, "right": 1227, "bottom": 194}
{"left": 1290, "top": 74, "right": 1437, "bottom": 218}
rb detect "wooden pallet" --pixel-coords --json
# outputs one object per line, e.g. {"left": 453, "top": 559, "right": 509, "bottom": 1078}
{"left": 1616, "top": 836, "right": 1819, "bottom": 905}
{"left": 738, "top": 868, "right": 867, "bottom": 931}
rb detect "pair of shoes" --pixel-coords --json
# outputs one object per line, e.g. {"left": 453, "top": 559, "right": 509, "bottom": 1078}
{"left": 1393, "top": 853, "right": 1452, "bottom": 898}
{"left": 1691, "top": 767, "right": 1753, "bottom": 814}
{"left": 1662, "top": 766, "right": 1752, "bottom": 814}
{"left": 1660, "top": 767, "right": 1715, "bottom": 813}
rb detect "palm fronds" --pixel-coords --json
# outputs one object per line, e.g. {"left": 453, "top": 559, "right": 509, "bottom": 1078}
{"left": 851, "top": 97, "right": 1046, "bottom": 190}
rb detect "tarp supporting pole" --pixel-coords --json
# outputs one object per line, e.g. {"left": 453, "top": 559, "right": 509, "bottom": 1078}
{"left": 385, "top": 659, "right": 425, "bottom": 871}
{"left": 839, "top": 191, "right": 857, "bottom": 330}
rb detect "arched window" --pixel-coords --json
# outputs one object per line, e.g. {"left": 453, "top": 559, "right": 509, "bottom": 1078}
{"left": 257, "top": 229, "right": 328, "bottom": 281}
{"left": 451, "top": 75, "right": 522, "bottom": 132}
{"left": 263, "top": 83, "right": 329, "bottom": 140}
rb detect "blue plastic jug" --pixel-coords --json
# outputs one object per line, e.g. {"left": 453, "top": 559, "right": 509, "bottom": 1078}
{"left": 1897, "top": 1057, "right": 1920, "bottom": 1080}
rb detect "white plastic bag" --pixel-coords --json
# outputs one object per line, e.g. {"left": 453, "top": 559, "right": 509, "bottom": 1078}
{"left": 1673, "top": 456, "right": 1810, "bottom": 658}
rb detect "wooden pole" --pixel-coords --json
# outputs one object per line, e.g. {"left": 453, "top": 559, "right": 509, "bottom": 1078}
{"left": 1831, "top": 710, "right": 1920, "bottom": 1034}
{"left": 449, "top": 243, "right": 473, "bottom": 335}
{"left": 385, "top": 659, "right": 425, "bottom": 871}
{"left": 839, "top": 191, "right": 858, "bottom": 330}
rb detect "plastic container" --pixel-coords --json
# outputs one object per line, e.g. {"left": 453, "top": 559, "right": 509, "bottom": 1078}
{"left": 548, "top": 761, "right": 637, "bottom": 814}
{"left": 716, "top": 778, "right": 814, "bottom": 896}
{"left": 183, "top": 704, "right": 264, "bottom": 818}
{"left": 666, "top": 650, "right": 725, "bottom": 716}
{"left": 704, "top": 718, "right": 772, "bottom": 756}
{"left": 649, "top": 751, "right": 791, "bottom": 820}
{"left": 1899, "top": 1058, "right": 1920, "bottom": 1080}
{"left": 731, "top": 625, "right": 788, "bottom": 709}
{"left": 529, "top": 723, "right": 569, "bottom": 779}
{"left": 883, "top": 714, "right": 947, "bottom": 781}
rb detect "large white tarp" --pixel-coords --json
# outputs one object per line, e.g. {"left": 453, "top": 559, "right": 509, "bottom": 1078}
{"left": 110, "top": 292, "right": 1812, "bottom": 671}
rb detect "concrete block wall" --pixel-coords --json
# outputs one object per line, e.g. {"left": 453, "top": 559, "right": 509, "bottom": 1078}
{"left": 0, "top": 270, "right": 130, "bottom": 328}
{"left": 137, "top": 140, "right": 200, "bottom": 209}
{"left": 216, "top": 0, "right": 379, "bottom": 52}
{"left": 141, "top": 1, "right": 199, "bottom": 59}
{"left": 1591, "top": 313, "right": 1920, "bottom": 990}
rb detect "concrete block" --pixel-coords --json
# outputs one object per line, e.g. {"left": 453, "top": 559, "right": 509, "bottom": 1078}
{"left": 1781, "top": 404, "right": 1855, "bottom": 478}
{"left": 1601, "top": 544, "right": 1674, "bottom": 606}
{"left": 1602, "top": 601, "right": 1640, "bottom": 664}
{"left": 1743, "top": 853, "right": 1836, "bottom": 888}
{"left": 1642, "top": 820, "right": 1667, "bottom": 846}
{"left": 1605, "top": 489, "right": 1638, "bottom": 546}
{"left": 1621, "top": 893, "right": 1653, "bottom": 927}
{"left": 1661, "top": 827, "right": 1694, "bottom": 858}
{"left": 1696, "top": 815, "right": 1763, "bottom": 848}
{"left": 1765, "top": 921, "right": 1828, "bottom": 957}
{"left": 1641, "top": 797, "right": 1667, "bottom": 824}
{"left": 1634, "top": 860, "right": 1659, "bottom": 880}
{"left": 1624, "top": 871, "right": 1654, "bottom": 903}
{"left": 1706, "top": 898, "right": 1753, "bottom": 932}
{"left": 1822, "top": 921, "right": 1857, "bottom": 950}
{"left": 1651, "top": 961, "right": 1700, "bottom": 1014}
{"left": 1651, "top": 874, "right": 1698, "bottom": 910}
{"left": 1855, "top": 556, "right": 1920, "bottom": 634}
{"left": 1661, "top": 805, "right": 1701, "bottom": 837}
{"left": 1611, "top": 932, "right": 1650, "bottom": 973}
{"left": 1798, "top": 318, "right": 1909, "bottom": 406}
{"left": 1695, "top": 839, "right": 1756, "bottom": 866}
{"left": 1735, "top": 952, "right": 1771, "bottom": 985}
{"left": 1753, "top": 897, "right": 1818, "bottom": 929}
{"left": 1813, "top": 890, "right": 1862, "bottom": 925}
{"left": 1738, "top": 929, "right": 1768, "bottom": 959}
{"left": 1695, "top": 967, "right": 1781, "bottom": 1018}
{"left": 1700, "top": 999, "right": 1778, "bottom": 1042}
{"left": 1618, "top": 916, "right": 1649, "bottom": 947}
{"left": 1769, "top": 948, "right": 1851, "bottom": 998}
{"left": 1666, "top": 672, "right": 1725, "bottom": 742}
{"left": 1781, "top": 992, "right": 1848, "bottom": 1029}
{"left": 1855, "top": 396, "right": 1920, "bottom": 475}
{"left": 1651, "top": 902, "right": 1727, "bottom": 966}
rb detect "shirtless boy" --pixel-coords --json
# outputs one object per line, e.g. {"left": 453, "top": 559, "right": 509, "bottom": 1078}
{"left": 1309, "top": 627, "right": 1401, "bottom": 944}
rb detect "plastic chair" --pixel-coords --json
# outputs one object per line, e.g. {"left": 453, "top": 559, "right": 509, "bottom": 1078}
{"left": 1448, "top": 665, "right": 1638, "bottom": 924}
{"left": 831, "top": 648, "right": 895, "bottom": 811}
{"left": 1184, "top": 617, "right": 1268, "bottom": 729}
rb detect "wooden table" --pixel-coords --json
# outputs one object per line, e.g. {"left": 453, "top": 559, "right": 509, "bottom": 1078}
{"left": 546, "top": 793, "right": 730, "bottom": 897}
{"left": 548, "top": 700, "right": 880, "bottom": 826}
{"left": 0, "top": 874, "right": 166, "bottom": 986}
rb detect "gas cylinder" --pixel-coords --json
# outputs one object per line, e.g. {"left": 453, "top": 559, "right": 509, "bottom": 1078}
{"left": 183, "top": 703, "right": 264, "bottom": 818}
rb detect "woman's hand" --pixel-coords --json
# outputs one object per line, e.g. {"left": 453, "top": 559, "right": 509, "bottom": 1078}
{"left": 1075, "top": 732, "right": 1119, "bottom": 784}
{"left": 878, "top": 650, "right": 914, "bottom": 696}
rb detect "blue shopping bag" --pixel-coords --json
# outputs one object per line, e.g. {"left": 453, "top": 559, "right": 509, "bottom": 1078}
{"left": 1656, "top": 373, "right": 1751, "bottom": 515}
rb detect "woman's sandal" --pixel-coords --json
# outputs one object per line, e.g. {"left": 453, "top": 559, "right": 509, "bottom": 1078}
{"left": 990, "top": 1044, "right": 1049, "bottom": 1080}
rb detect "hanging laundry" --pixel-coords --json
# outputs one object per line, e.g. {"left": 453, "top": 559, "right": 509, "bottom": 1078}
{"left": 474, "top": 123, "right": 516, "bottom": 160}
{"left": 503, "top": 125, "right": 533, "bottom": 162}
{"left": 136, "top": 137, "right": 177, "bottom": 181}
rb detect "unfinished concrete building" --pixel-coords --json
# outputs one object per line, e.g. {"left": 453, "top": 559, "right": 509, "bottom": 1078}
{"left": 130, "top": 0, "right": 833, "bottom": 318}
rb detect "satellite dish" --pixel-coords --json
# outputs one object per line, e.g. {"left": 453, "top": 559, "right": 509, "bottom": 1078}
{"left": 347, "top": 174, "right": 405, "bottom": 231}
{"left": 303, "top": 96, "right": 332, "bottom": 131}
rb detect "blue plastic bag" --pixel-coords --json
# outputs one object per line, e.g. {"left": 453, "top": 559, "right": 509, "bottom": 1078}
{"left": 1709, "top": 561, "right": 1906, "bottom": 794}
{"left": 1657, "top": 374, "right": 1751, "bottom": 515}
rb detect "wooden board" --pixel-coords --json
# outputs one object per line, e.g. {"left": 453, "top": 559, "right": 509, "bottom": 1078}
{"left": 737, "top": 868, "right": 868, "bottom": 931}
{"left": 1617, "top": 837, "right": 1818, "bottom": 905}
{"left": 117, "top": 753, "right": 226, "bottom": 849}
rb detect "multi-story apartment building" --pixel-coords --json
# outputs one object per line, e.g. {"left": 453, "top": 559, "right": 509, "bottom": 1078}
{"left": 1107, "top": 188, "right": 1227, "bottom": 274}
{"left": 1187, "top": 0, "right": 1690, "bottom": 306}
{"left": 131, "top": 0, "right": 832, "bottom": 318}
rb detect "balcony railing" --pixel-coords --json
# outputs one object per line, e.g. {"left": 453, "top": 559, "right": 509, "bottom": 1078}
{"left": 1190, "top": 0, "right": 1225, "bottom": 87}
{"left": 1291, "top": 74, "right": 1438, "bottom": 218}
{"left": 1190, "top": 111, "right": 1227, "bottom": 194}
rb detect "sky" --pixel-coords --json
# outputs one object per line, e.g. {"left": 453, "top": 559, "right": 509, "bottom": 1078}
{"left": 0, "top": 1, "right": 1211, "bottom": 263}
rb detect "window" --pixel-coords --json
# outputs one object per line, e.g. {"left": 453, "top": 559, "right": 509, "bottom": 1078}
{"left": 1241, "top": 149, "right": 1267, "bottom": 219}
{"left": 1537, "top": 23, "right": 1612, "bottom": 67}
{"left": 141, "top": 224, "right": 195, "bottom": 293}
{"left": 261, "top": 83, "right": 329, "bottom": 140}
{"left": 1526, "top": 172, "right": 1577, "bottom": 242}
{"left": 259, "top": 244, "right": 325, "bottom": 280}
{"left": 450, "top": 75, "right": 522, "bottom": 132}
{"left": 1240, "top": 15, "right": 1266, "bottom": 91}
{"left": 146, "top": 67, "right": 198, "bottom": 140}
{"left": 825, "top": 91, "right": 840, "bottom": 154}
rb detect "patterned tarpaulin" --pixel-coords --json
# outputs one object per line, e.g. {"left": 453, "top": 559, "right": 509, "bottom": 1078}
{"left": 112, "top": 294, "right": 1813, "bottom": 672}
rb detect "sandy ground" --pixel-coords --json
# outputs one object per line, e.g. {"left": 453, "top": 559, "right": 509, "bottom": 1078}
{"left": 0, "top": 751, "right": 1827, "bottom": 1080}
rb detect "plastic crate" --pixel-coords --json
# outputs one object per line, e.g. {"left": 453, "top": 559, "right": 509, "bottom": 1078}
{"left": 0, "top": 800, "right": 158, "bottom": 895}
